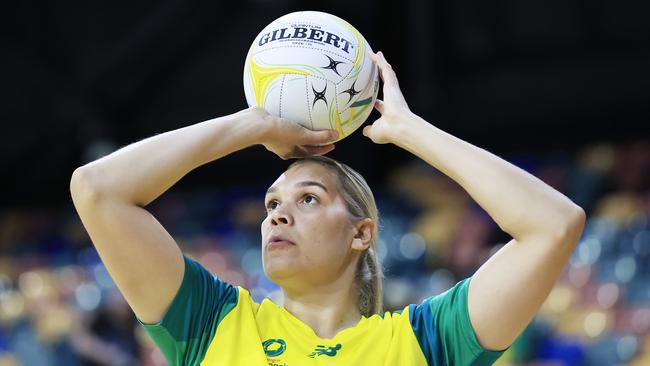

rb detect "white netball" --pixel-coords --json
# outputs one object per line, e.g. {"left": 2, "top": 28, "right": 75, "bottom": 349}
{"left": 243, "top": 11, "right": 379, "bottom": 141}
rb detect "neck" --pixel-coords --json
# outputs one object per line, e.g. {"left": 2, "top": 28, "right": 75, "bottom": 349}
{"left": 282, "top": 253, "right": 361, "bottom": 338}
{"left": 283, "top": 283, "right": 361, "bottom": 338}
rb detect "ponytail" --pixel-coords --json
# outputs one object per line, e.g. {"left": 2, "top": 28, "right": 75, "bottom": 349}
{"left": 356, "top": 246, "right": 384, "bottom": 317}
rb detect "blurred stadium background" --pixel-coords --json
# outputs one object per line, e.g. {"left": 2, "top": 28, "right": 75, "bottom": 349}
{"left": 2, "top": 0, "right": 649, "bottom": 365}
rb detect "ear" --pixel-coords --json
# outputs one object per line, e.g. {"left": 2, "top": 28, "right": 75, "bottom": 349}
{"left": 351, "top": 218, "right": 375, "bottom": 251}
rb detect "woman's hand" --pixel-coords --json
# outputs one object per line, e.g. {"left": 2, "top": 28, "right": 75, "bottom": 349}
{"left": 246, "top": 107, "right": 339, "bottom": 160}
{"left": 363, "top": 52, "right": 416, "bottom": 144}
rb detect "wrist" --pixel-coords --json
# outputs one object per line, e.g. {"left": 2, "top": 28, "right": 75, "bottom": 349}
{"left": 236, "top": 106, "right": 275, "bottom": 145}
{"left": 227, "top": 107, "right": 272, "bottom": 145}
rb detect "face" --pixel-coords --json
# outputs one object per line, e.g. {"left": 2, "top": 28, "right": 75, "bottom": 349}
{"left": 261, "top": 163, "right": 367, "bottom": 289}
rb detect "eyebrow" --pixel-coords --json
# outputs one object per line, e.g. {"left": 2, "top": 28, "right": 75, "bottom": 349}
{"left": 266, "top": 181, "right": 329, "bottom": 195}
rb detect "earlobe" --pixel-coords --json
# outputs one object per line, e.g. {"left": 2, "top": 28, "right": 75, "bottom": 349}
{"left": 352, "top": 218, "right": 374, "bottom": 250}
{"left": 351, "top": 237, "right": 369, "bottom": 251}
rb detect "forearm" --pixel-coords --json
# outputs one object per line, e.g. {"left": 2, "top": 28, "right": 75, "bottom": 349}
{"left": 73, "top": 109, "right": 264, "bottom": 206}
{"left": 393, "top": 114, "right": 583, "bottom": 241}
{"left": 367, "top": 51, "right": 584, "bottom": 351}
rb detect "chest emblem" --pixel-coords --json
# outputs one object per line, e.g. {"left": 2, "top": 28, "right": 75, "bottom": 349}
{"left": 262, "top": 339, "right": 287, "bottom": 357}
{"left": 308, "top": 343, "right": 342, "bottom": 358}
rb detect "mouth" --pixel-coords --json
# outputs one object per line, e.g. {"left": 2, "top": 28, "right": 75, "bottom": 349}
{"left": 267, "top": 235, "right": 295, "bottom": 249}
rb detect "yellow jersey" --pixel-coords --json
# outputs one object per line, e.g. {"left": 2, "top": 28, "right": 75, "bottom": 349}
{"left": 140, "top": 256, "right": 502, "bottom": 365}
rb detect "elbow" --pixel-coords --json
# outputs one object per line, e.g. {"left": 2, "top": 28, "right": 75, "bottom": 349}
{"left": 70, "top": 166, "right": 104, "bottom": 207}
{"left": 557, "top": 204, "right": 586, "bottom": 248}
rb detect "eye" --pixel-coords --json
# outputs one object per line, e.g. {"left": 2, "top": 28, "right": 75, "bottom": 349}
{"left": 265, "top": 199, "right": 279, "bottom": 211}
{"left": 302, "top": 194, "right": 318, "bottom": 205}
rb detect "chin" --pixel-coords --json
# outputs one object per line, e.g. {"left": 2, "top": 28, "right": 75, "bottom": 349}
{"left": 263, "top": 258, "right": 298, "bottom": 283}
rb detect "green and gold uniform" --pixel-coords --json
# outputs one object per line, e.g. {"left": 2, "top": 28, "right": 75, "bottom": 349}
{"left": 140, "top": 256, "right": 503, "bottom": 365}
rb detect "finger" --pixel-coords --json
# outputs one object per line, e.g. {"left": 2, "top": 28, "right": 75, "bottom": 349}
{"left": 303, "top": 129, "right": 339, "bottom": 145}
{"left": 375, "top": 52, "right": 397, "bottom": 86}
{"left": 370, "top": 52, "right": 385, "bottom": 80}
{"left": 372, "top": 51, "right": 388, "bottom": 69}
{"left": 369, "top": 51, "right": 386, "bottom": 81}
{"left": 362, "top": 125, "right": 380, "bottom": 143}
{"left": 300, "top": 144, "right": 336, "bottom": 156}
{"left": 288, "top": 145, "right": 309, "bottom": 159}
{"left": 374, "top": 99, "right": 384, "bottom": 114}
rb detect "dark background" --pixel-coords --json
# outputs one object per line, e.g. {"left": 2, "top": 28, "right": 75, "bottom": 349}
{"left": 3, "top": 0, "right": 649, "bottom": 207}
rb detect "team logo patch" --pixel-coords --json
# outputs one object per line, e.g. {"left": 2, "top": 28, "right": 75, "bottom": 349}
{"left": 262, "top": 339, "right": 287, "bottom": 357}
{"left": 308, "top": 343, "right": 342, "bottom": 358}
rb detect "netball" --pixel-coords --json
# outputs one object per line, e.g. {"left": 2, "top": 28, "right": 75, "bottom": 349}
{"left": 243, "top": 11, "right": 379, "bottom": 141}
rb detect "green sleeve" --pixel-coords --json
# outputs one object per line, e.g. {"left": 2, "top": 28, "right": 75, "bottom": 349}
{"left": 409, "top": 277, "right": 504, "bottom": 365}
{"left": 137, "top": 255, "right": 239, "bottom": 366}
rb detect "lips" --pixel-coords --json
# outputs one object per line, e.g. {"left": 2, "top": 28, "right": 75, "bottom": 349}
{"left": 267, "top": 235, "right": 295, "bottom": 247}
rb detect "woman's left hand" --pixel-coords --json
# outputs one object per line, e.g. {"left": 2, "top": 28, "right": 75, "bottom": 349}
{"left": 362, "top": 51, "right": 416, "bottom": 144}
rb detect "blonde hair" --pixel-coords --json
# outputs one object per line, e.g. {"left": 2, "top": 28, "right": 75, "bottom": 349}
{"left": 288, "top": 156, "right": 383, "bottom": 317}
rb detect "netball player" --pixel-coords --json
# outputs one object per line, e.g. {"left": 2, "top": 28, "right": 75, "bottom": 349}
{"left": 70, "top": 51, "right": 585, "bottom": 365}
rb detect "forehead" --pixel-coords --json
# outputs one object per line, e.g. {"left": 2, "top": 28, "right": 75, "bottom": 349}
{"left": 267, "top": 163, "right": 339, "bottom": 193}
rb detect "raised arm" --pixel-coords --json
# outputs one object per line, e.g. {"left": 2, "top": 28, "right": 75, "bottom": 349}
{"left": 70, "top": 107, "right": 338, "bottom": 324}
{"left": 364, "top": 52, "right": 585, "bottom": 351}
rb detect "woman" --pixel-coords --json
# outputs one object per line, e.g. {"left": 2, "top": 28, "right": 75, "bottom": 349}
{"left": 70, "top": 52, "right": 585, "bottom": 365}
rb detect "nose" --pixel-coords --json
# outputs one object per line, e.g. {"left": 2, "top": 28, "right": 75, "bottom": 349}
{"left": 269, "top": 208, "right": 292, "bottom": 226}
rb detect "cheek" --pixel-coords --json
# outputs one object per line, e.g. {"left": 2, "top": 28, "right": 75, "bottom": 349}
{"left": 304, "top": 219, "right": 351, "bottom": 260}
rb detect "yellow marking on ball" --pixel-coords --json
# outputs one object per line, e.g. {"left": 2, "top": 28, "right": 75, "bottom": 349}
{"left": 247, "top": 54, "right": 310, "bottom": 108}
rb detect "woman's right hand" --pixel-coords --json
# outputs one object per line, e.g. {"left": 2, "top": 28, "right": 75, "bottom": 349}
{"left": 247, "top": 106, "right": 339, "bottom": 160}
